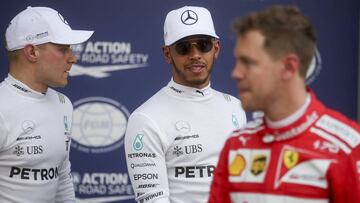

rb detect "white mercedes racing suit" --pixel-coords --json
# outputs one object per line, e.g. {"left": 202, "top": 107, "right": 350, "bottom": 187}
{"left": 125, "top": 79, "right": 246, "bottom": 203}
{"left": 0, "top": 75, "right": 75, "bottom": 202}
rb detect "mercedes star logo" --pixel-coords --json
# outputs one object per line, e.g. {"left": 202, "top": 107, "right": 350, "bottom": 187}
{"left": 22, "top": 120, "right": 35, "bottom": 134}
{"left": 175, "top": 121, "right": 191, "bottom": 133}
{"left": 181, "top": 10, "right": 198, "bottom": 25}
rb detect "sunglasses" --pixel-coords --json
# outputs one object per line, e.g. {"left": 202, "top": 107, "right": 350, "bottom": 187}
{"left": 173, "top": 38, "right": 215, "bottom": 55}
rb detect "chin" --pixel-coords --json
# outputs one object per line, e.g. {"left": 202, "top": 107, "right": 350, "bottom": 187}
{"left": 240, "top": 100, "right": 255, "bottom": 111}
{"left": 52, "top": 81, "right": 68, "bottom": 88}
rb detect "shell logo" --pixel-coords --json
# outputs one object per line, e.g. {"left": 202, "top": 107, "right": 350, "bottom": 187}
{"left": 229, "top": 154, "right": 246, "bottom": 176}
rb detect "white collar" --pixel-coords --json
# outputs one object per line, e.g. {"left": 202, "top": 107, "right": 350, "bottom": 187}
{"left": 266, "top": 94, "right": 311, "bottom": 128}
{"left": 165, "top": 78, "right": 213, "bottom": 101}
{"left": 4, "top": 74, "right": 46, "bottom": 99}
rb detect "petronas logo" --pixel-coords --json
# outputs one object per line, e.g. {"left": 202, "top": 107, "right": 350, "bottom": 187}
{"left": 133, "top": 133, "right": 145, "bottom": 151}
{"left": 57, "top": 93, "right": 65, "bottom": 104}
{"left": 64, "top": 116, "right": 69, "bottom": 131}
{"left": 232, "top": 114, "right": 239, "bottom": 128}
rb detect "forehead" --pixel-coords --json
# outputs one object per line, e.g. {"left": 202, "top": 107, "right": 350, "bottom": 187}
{"left": 38, "top": 43, "right": 70, "bottom": 49}
{"left": 234, "top": 31, "right": 266, "bottom": 54}
{"left": 177, "top": 34, "right": 213, "bottom": 42}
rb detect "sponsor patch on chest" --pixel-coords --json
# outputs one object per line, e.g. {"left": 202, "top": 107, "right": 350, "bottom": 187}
{"left": 228, "top": 149, "right": 271, "bottom": 183}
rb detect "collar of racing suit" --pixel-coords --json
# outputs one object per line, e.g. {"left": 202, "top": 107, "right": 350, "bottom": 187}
{"left": 259, "top": 90, "right": 326, "bottom": 143}
{"left": 165, "top": 78, "right": 213, "bottom": 101}
{"left": 4, "top": 74, "right": 46, "bottom": 99}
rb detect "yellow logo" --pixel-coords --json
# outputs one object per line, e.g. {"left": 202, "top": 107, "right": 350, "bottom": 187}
{"left": 284, "top": 149, "right": 299, "bottom": 169}
{"left": 229, "top": 154, "right": 246, "bottom": 176}
{"left": 251, "top": 154, "right": 267, "bottom": 176}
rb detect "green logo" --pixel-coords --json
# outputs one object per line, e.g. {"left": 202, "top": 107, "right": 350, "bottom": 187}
{"left": 232, "top": 114, "right": 239, "bottom": 128}
{"left": 57, "top": 93, "right": 65, "bottom": 104}
{"left": 64, "top": 116, "right": 69, "bottom": 131}
{"left": 133, "top": 133, "right": 145, "bottom": 151}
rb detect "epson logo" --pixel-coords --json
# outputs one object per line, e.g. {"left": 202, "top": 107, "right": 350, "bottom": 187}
{"left": 133, "top": 173, "right": 158, "bottom": 180}
{"left": 128, "top": 152, "right": 156, "bottom": 159}
{"left": 175, "top": 165, "right": 215, "bottom": 178}
{"left": 9, "top": 166, "right": 59, "bottom": 180}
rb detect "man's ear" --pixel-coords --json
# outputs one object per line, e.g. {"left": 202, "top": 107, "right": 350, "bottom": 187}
{"left": 162, "top": 46, "right": 173, "bottom": 64}
{"left": 23, "top": 44, "right": 39, "bottom": 62}
{"left": 281, "top": 53, "right": 300, "bottom": 80}
{"left": 213, "top": 40, "right": 220, "bottom": 59}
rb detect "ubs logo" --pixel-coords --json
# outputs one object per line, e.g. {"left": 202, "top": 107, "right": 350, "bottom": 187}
{"left": 13, "top": 145, "right": 43, "bottom": 156}
{"left": 181, "top": 10, "right": 198, "bottom": 25}
{"left": 173, "top": 144, "right": 202, "bottom": 157}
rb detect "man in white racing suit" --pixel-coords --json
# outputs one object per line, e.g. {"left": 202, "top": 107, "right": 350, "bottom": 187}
{"left": 0, "top": 6, "right": 93, "bottom": 202}
{"left": 124, "top": 6, "right": 247, "bottom": 203}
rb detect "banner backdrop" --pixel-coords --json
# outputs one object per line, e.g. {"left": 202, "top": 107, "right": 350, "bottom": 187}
{"left": 0, "top": 0, "right": 358, "bottom": 202}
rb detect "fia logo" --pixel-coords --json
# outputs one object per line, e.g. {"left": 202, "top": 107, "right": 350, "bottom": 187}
{"left": 133, "top": 133, "right": 145, "bottom": 151}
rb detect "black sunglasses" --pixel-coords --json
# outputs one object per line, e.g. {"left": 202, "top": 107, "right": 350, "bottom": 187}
{"left": 173, "top": 38, "right": 215, "bottom": 55}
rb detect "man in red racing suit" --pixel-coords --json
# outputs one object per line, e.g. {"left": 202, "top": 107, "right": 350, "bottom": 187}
{"left": 209, "top": 5, "right": 360, "bottom": 203}
{"left": 209, "top": 92, "right": 360, "bottom": 203}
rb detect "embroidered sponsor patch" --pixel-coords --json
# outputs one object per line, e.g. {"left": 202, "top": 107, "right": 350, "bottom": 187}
{"left": 283, "top": 149, "right": 299, "bottom": 169}
{"left": 251, "top": 154, "right": 267, "bottom": 176}
{"left": 228, "top": 149, "right": 271, "bottom": 183}
{"left": 229, "top": 154, "right": 246, "bottom": 176}
{"left": 275, "top": 145, "right": 332, "bottom": 189}
{"left": 316, "top": 115, "right": 360, "bottom": 148}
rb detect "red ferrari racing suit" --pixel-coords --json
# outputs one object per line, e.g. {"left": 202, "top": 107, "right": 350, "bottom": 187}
{"left": 209, "top": 92, "right": 360, "bottom": 203}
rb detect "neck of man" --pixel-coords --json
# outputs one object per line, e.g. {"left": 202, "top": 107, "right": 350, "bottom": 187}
{"left": 9, "top": 62, "right": 48, "bottom": 93}
{"left": 264, "top": 79, "right": 307, "bottom": 122}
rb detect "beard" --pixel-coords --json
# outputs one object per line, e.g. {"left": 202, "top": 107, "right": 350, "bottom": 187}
{"left": 171, "top": 57, "right": 214, "bottom": 88}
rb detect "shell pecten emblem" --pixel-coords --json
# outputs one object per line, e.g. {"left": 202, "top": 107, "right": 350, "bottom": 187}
{"left": 229, "top": 154, "right": 246, "bottom": 176}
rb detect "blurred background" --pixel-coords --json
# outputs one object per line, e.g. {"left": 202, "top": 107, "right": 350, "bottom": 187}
{"left": 0, "top": 0, "right": 359, "bottom": 202}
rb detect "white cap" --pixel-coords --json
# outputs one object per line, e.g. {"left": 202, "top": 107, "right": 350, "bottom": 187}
{"left": 5, "top": 6, "right": 94, "bottom": 51}
{"left": 163, "top": 6, "right": 219, "bottom": 46}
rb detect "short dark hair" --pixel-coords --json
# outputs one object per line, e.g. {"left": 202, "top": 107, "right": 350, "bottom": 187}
{"left": 233, "top": 5, "right": 316, "bottom": 78}
{"left": 8, "top": 50, "right": 20, "bottom": 62}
